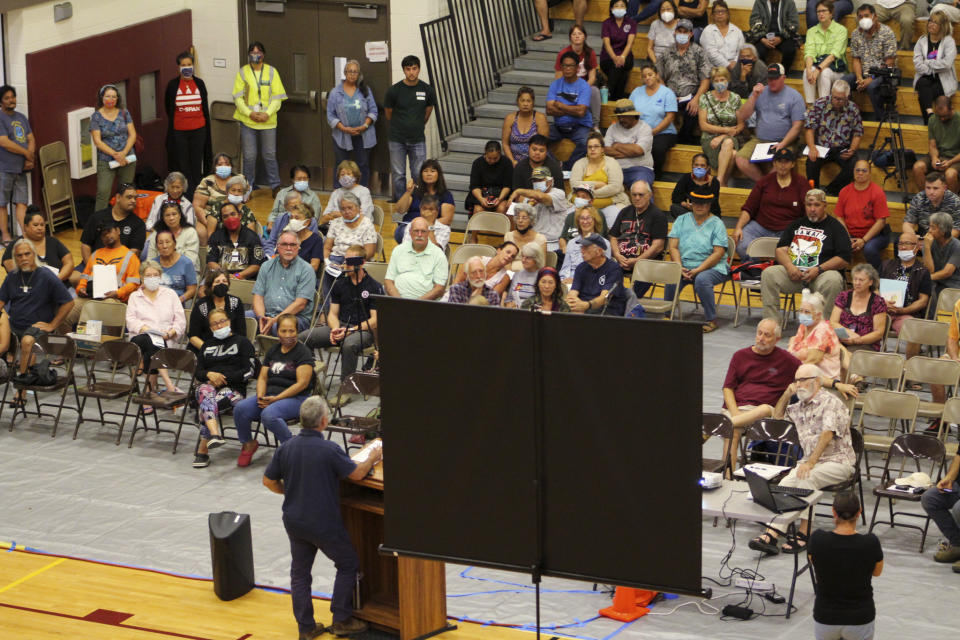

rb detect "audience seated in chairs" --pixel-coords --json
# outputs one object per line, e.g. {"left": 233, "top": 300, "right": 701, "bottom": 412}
{"left": 922, "top": 211, "right": 960, "bottom": 308}
{"left": 603, "top": 99, "right": 655, "bottom": 190}
{"left": 569, "top": 132, "right": 629, "bottom": 228}
{"left": 448, "top": 256, "right": 502, "bottom": 306}
{"left": 566, "top": 234, "right": 627, "bottom": 316}
{"left": 145, "top": 171, "right": 196, "bottom": 233}
{"left": 698, "top": 67, "right": 746, "bottom": 187}
{"left": 402, "top": 195, "right": 450, "bottom": 251}
{"left": 629, "top": 62, "right": 679, "bottom": 179}
{"left": 269, "top": 165, "right": 324, "bottom": 234}
{"left": 263, "top": 189, "right": 315, "bottom": 257}
{"left": 0, "top": 239, "right": 74, "bottom": 405}
{"left": 393, "top": 159, "right": 455, "bottom": 242}
{"left": 787, "top": 289, "right": 843, "bottom": 380}
{"left": 666, "top": 187, "right": 729, "bottom": 332}
{"left": 834, "top": 159, "right": 890, "bottom": 270}
{"left": 233, "top": 313, "right": 314, "bottom": 467}
{"left": 913, "top": 12, "right": 958, "bottom": 125}
{"left": 521, "top": 267, "right": 571, "bottom": 312}
{"left": 146, "top": 201, "right": 200, "bottom": 275}
{"left": 546, "top": 51, "right": 593, "bottom": 171}
{"left": 506, "top": 200, "right": 545, "bottom": 267}
{"left": 301, "top": 245, "right": 382, "bottom": 382}
{"left": 830, "top": 263, "right": 888, "bottom": 355}
{"left": 670, "top": 153, "right": 721, "bottom": 220}
{"left": 735, "top": 64, "right": 806, "bottom": 182}
{"left": 384, "top": 217, "right": 448, "bottom": 300}
{"left": 192, "top": 153, "right": 239, "bottom": 241}
{"left": 74, "top": 184, "right": 146, "bottom": 289}
{"left": 452, "top": 241, "right": 518, "bottom": 300}
{"left": 904, "top": 172, "right": 960, "bottom": 240}
{"left": 561, "top": 206, "right": 611, "bottom": 284}
{"left": 609, "top": 181, "right": 668, "bottom": 295}
{"left": 760, "top": 188, "right": 850, "bottom": 326}
{"left": 1, "top": 208, "right": 73, "bottom": 287}
{"left": 655, "top": 18, "right": 712, "bottom": 144}
{"left": 65, "top": 218, "right": 142, "bottom": 330}
{"left": 153, "top": 230, "right": 197, "bottom": 306}
{"left": 505, "top": 243, "right": 545, "bottom": 308}
{"left": 734, "top": 147, "right": 807, "bottom": 258}
{"left": 914, "top": 97, "right": 960, "bottom": 194}
{"left": 126, "top": 260, "right": 186, "bottom": 397}
{"left": 323, "top": 191, "right": 378, "bottom": 295}
{"left": 319, "top": 161, "right": 374, "bottom": 235}
{"left": 205, "top": 201, "right": 265, "bottom": 280}
{"left": 279, "top": 203, "right": 324, "bottom": 275}
{"left": 188, "top": 269, "right": 246, "bottom": 354}
{"left": 502, "top": 87, "right": 551, "bottom": 168}
{"left": 749, "top": 363, "right": 856, "bottom": 556}
{"left": 192, "top": 308, "right": 257, "bottom": 469}
{"left": 509, "top": 166, "right": 571, "bottom": 255}
{"left": 252, "top": 231, "right": 316, "bottom": 335}
{"left": 465, "top": 141, "right": 513, "bottom": 217}
{"left": 847, "top": 4, "right": 898, "bottom": 117}
{"left": 880, "top": 231, "right": 931, "bottom": 359}
{"left": 803, "top": 79, "right": 862, "bottom": 196}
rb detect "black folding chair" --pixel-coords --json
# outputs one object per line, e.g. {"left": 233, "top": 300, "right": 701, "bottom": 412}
{"left": 327, "top": 372, "right": 381, "bottom": 453}
{"left": 702, "top": 413, "right": 734, "bottom": 477}
{"left": 73, "top": 341, "right": 142, "bottom": 444}
{"left": 739, "top": 418, "right": 802, "bottom": 470}
{"left": 6, "top": 334, "right": 79, "bottom": 437}
{"left": 128, "top": 348, "right": 197, "bottom": 453}
{"left": 815, "top": 429, "right": 866, "bottom": 525}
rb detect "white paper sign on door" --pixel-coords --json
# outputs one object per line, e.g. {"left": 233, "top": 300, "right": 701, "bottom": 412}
{"left": 365, "top": 41, "right": 389, "bottom": 63}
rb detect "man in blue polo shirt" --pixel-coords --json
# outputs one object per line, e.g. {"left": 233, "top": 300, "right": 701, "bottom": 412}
{"left": 263, "top": 396, "right": 382, "bottom": 640}
{"left": 547, "top": 50, "right": 593, "bottom": 170}
{"left": 567, "top": 233, "right": 627, "bottom": 315}
{"left": 251, "top": 230, "right": 316, "bottom": 334}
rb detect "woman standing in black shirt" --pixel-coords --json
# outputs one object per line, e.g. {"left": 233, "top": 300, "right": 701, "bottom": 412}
{"left": 808, "top": 491, "right": 884, "bottom": 640}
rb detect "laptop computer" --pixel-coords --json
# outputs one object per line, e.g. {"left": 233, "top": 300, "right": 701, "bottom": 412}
{"left": 744, "top": 468, "right": 808, "bottom": 513}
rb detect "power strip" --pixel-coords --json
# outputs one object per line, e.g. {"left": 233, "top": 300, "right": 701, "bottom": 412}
{"left": 735, "top": 577, "right": 775, "bottom": 592}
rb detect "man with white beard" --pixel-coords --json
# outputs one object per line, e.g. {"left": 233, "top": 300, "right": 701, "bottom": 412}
{"left": 446, "top": 256, "right": 501, "bottom": 305}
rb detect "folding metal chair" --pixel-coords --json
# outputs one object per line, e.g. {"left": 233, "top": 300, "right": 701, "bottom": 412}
{"left": 631, "top": 259, "right": 682, "bottom": 320}
{"left": 6, "top": 334, "right": 80, "bottom": 437}
{"left": 128, "top": 348, "right": 198, "bottom": 453}
{"left": 231, "top": 278, "right": 256, "bottom": 308}
{"left": 814, "top": 429, "right": 866, "bottom": 525}
{"left": 0, "top": 338, "right": 19, "bottom": 423}
{"left": 75, "top": 300, "right": 128, "bottom": 359}
{"left": 364, "top": 262, "right": 388, "bottom": 285}
{"left": 856, "top": 389, "right": 920, "bottom": 479}
{"left": 702, "top": 413, "right": 734, "bottom": 477}
{"left": 899, "top": 356, "right": 960, "bottom": 423}
{"left": 934, "top": 287, "right": 960, "bottom": 323}
{"left": 739, "top": 418, "right": 802, "bottom": 469}
{"left": 734, "top": 236, "right": 778, "bottom": 327}
{"left": 327, "top": 372, "right": 382, "bottom": 452}
{"left": 895, "top": 317, "right": 949, "bottom": 357}
{"left": 845, "top": 350, "right": 905, "bottom": 412}
{"left": 465, "top": 211, "right": 511, "bottom": 242}
{"left": 73, "top": 341, "right": 142, "bottom": 444}
{"left": 39, "top": 141, "right": 78, "bottom": 231}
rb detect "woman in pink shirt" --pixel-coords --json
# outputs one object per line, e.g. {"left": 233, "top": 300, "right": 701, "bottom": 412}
{"left": 787, "top": 289, "right": 842, "bottom": 379}
{"left": 126, "top": 260, "right": 187, "bottom": 397}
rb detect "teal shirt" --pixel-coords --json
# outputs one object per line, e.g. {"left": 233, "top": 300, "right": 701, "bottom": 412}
{"left": 804, "top": 21, "right": 848, "bottom": 67}
{"left": 668, "top": 213, "right": 730, "bottom": 274}
{"left": 385, "top": 241, "right": 449, "bottom": 298}
{"left": 252, "top": 255, "right": 317, "bottom": 322}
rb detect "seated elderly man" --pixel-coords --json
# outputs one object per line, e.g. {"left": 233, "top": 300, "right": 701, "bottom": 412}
{"left": 914, "top": 97, "right": 960, "bottom": 194}
{"left": 749, "top": 363, "right": 857, "bottom": 556}
{"left": 803, "top": 80, "right": 862, "bottom": 196}
{"left": 263, "top": 189, "right": 319, "bottom": 257}
{"left": 0, "top": 239, "right": 74, "bottom": 384}
{"left": 903, "top": 171, "right": 960, "bottom": 239}
{"left": 300, "top": 245, "right": 381, "bottom": 383}
{"left": 447, "top": 256, "right": 501, "bottom": 306}
{"left": 384, "top": 217, "right": 448, "bottom": 300}
{"left": 760, "top": 188, "right": 851, "bottom": 324}
{"left": 510, "top": 165, "right": 572, "bottom": 254}
{"left": 251, "top": 231, "right": 316, "bottom": 335}
{"left": 846, "top": 4, "right": 898, "bottom": 116}
{"left": 566, "top": 233, "right": 627, "bottom": 316}
{"left": 656, "top": 19, "right": 712, "bottom": 144}
{"left": 922, "top": 211, "right": 960, "bottom": 310}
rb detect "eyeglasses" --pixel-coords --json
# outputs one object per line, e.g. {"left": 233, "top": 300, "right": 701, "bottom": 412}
{"left": 277, "top": 242, "right": 298, "bottom": 248}
{"left": 118, "top": 183, "right": 136, "bottom": 193}
{"left": 410, "top": 229, "right": 430, "bottom": 235}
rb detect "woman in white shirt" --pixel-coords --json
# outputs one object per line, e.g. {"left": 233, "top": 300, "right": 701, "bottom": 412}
{"left": 699, "top": 1, "right": 745, "bottom": 70}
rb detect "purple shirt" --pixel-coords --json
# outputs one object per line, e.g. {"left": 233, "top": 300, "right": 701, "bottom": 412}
{"left": 600, "top": 17, "right": 639, "bottom": 62}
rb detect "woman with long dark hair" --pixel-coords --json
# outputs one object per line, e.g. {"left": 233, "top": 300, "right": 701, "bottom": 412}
{"left": 394, "top": 158, "right": 454, "bottom": 242}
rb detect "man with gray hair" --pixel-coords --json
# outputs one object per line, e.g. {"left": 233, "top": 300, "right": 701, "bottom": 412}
{"left": 761, "top": 188, "right": 851, "bottom": 323}
{"left": 729, "top": 44, "right": 766, "bottom": 99}
{"left": 447, "top": 255, "right": 501, "bottom": 305}
{"left": 749, "top": 363, "right": 857, "bottom": 555}
{"left": 803, "top": 79, "right": 862, "bottom": 196}
{"left": 263, "top": 188, "right": 319, "bottom": 257}
{"left": 922, "top": 210, "right": 960, "bottom": 306}
{"left": 263, "top": 395, "right": 382, "bottom": 639}
{"left": 252, "top": 230, "right": 316, "bottom": 334}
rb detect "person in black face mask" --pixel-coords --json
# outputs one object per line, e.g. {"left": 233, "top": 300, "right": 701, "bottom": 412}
{"left": 187, "top": 268, "right": 247, "bottom": 354}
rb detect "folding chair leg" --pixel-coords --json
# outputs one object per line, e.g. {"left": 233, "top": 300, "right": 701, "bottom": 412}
{"left": 920, "top": 516, "right": 932, "bottom": 553}
{"left": 868, "top": 496, "right": 881, "bottom": 534}
{"left": 72, "top": 395, "right": 89, "bottom": 440}
{"left": 49, "top": 385, "right": 71, "bottom": 438}
{"left": 116, "top": 396, "right": 134, "bottom": 445}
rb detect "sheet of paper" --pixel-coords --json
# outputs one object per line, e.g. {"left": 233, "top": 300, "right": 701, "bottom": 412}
{"left": 801, "top": 144, "right": 830, "bottom": 157}
{"left": 148, "top": 333, "right": 166, "bottom": 348}
{"left": 834, "top": 326, "right": 850, "bottom": 340}
{"left": 505, "top": 202, "right": 517, "bottom": 217}
{"left": 733, "top": 463, "right": 791, "bottom": 480}
{"left": 879, "top": 278, "right": 908, "bottom": 307}
{"left": 749, "top": 142, "right": 776, "bottom": 163}
{"left": 83, "top": 319, "right": 102, "bottom": 338}
{"left": 92, "top": 264, "right": 118, "bottom": 299}
{"left": 352, "top": 438, "right": 383, "bottom": 463}
{"left": 365, "top": 41, "right": 389, "bottom": 63}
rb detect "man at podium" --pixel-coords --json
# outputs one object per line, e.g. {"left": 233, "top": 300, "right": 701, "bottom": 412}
{"left": 263, "top": 396, "right": 382, "bottom": 640}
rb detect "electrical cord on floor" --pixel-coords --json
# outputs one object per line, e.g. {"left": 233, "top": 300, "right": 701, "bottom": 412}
{"left": 703, "top": 487, "right": 766, "bottom": 589}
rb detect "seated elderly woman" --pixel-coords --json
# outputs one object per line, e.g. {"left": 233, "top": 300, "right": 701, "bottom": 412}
{"left": 146, "top": 171, "right": 198, "bottom": 239}
{"left": 0, "top": 209, "right": 74, "bottom": 287}
{"left": 146, "top": 201, "right": 200, "bottom": 271}
{"left": 569, "top": 132, "right": 629, "bottom": 227}
{"left": 153, "top": 230, "right": 197, "bottom": 305}
{"left": 728, "top": 44, "right": 766, "bottom": 99}
{"left": 188, "top": 269, "right": 247, "bottom": 354}
{"left": 205, "top": 175, "right": 258, "bottom": 237}
{"left": 504, "top": 203, "right": 547, "bottom": 272}
{"left": 453, "top": 241, "right": 519, "bottom": 298}
{"left": 402, "top": 195, "right": 451, "bottom": 251}
{"left": 787, "top": 289, "right": 842, "bottom": 380}
{"left": 126, "top": 260, "right": 187, "bottom": 398}
{"left": 559, "top": 206, "right": 610, "bottom": 284}
{"left": 232, "top": 313, "right": 315, "bottom": 467}
{"left": 505, "top": 243, "right": 546, "bottom": 308}
{"left": 191, "top": 308, "right": 257, "bottom": 469}
{"left": 263, "top": 190, "right": 320, "bottom": 257}
{"left": 267, "top": 164, "right": 323, "bottom": 234}
{"left": 698, "top": 66, "right": 745, "bottom": 187}
{"left": 521, "top": 267, "right": 571, "bottom": 312}
{"left": 286, "top": 203, "right": 324, "bottom": 274}
{"left": 319, "top": 160, "right": 374, "bottom": 234}
{"left": 831, "top": 263, "right": 888, "bottom": 354}
{"left": 323, "top": 191, "right": 378, "bottom": 305}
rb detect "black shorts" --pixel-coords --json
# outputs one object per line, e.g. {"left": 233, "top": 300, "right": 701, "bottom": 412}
{"left": 11, "top": 325, "right": 47, "bottom": 341}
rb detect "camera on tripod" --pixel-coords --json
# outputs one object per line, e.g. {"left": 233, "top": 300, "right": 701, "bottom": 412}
{"left": 870, "top": 66, "right": 902, "bottom": 114}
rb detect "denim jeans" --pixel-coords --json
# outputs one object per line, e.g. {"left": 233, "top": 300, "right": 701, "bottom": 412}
{"left": 333, "top": 137, "right": 372, "bottom": 187}
{"left": 860, "top": 228, "right": 890, "bottom": 271}
{"left": 288, "top": 527, "right": 359, "bottom": 631}
{"left": 622, "top": 166, "right": 655, "bottom": 190}
{"left": 300, "top": 326, "right": 374, "bottom": 380}
{"left": 240, "top": 124, "right": 281, "bottom": 189}
{"left": 922, "top": 481, "right": 960, "bottom": 546}
{"left": 628, "top": 0, "right": 665, "bottom": 21}
{"left": 389, "top": 140, "right": 427, "bottom": 200}
{"left": 665, "top": 268, "right": 729, "bottom": 321}
{"left": 547, "top": 122, "right": 591, "bottom": 170}
{"left": 736, "top": 219, "right": 779, "bottom": 260}
{"left": 233, "top": 393, "right": 308, "bottom": 444}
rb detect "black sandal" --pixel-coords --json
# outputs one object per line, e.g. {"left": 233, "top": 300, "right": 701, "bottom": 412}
{"left": 532, "top": 33, "right": 552, "bottom": 41}
{"left": 781, "top": 531, "right": 809, "bottom": 554}
{"left": 748, "top": 532, "right": 779, "bottom": 556}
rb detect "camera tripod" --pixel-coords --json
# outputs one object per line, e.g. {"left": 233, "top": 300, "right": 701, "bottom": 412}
{"left": 867, "top": 105, "right": 910, "bottom": 200}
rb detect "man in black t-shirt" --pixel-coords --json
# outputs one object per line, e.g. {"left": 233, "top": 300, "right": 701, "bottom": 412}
{"left": 760, "top": 189, "right": 851, "bottom": 323}
{"left": 75, "top": 183, "right": 145, "bottom": 285}
{"left": 384, "top": 55, "right": 437, "bottom": 202}
{"left": 300, "top": 246, "right": 382, "bottom": 383}
{"left": 608, "top": 180, "right": 667, "bottom": 296}
{"left": 512, "top": 134, "right": 564, "bottom": 190}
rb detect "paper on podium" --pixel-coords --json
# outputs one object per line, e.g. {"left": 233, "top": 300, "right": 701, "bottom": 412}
{"left": 352, "top": 438, "right": 383, "bottom": 463}
{"left": 92, "top": 264, "right": 118, "bottom": 299}
{"left": 749, "top": 142, "right": 777, "bottom": 163}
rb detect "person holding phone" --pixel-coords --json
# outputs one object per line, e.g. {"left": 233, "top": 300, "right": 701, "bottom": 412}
{"left": 922, "top": 450, "right": 960, "bottom": 570}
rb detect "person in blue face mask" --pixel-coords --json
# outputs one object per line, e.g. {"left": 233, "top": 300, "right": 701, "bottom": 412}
{"left": 193, "top": 152, "right": 237, "bottom": 246}
{"left": 670, "top": 153, "right": 721, "bottom": 219}
{"left": 267, "top": 165, "right": 323, "bottom": 234}
{"left": 165, "top": 51, "right": 212, "bottom": 204}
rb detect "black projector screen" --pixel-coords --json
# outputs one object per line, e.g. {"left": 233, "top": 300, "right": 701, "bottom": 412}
{"left": 377, "top": 297, "right": 703, "bottom": 596}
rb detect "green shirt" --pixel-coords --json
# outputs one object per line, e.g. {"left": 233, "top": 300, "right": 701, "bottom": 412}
{"left": 385, "top": 241, "right": 448, "bottom": 298}
{"left": 384, "top": 80, "right": 437, "bottom": 143}
{"left": 930, "top": 114, "right": 960, "bottom": 159}
{"left": 804, "top": 21, "right": 848, "bottom": 68}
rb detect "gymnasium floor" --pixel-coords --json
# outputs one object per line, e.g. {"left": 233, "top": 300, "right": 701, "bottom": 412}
{"left": 0, "top": 191, "right": 954, "bottom": 639}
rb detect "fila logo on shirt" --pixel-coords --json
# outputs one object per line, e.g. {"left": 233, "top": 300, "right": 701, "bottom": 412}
{"left": 203, "top": 343, "right": 240, "bottom": 358}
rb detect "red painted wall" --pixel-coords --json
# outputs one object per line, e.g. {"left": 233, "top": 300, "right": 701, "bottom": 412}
{"left": 26, "top": 11, "right": 192, "bottom": 201}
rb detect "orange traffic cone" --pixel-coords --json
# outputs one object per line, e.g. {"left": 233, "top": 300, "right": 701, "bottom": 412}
{"left": 599, "top": 587, "right": 658, "bottom": 622}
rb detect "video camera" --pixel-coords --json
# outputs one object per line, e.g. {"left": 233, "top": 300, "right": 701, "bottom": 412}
{"left": 870, "top": 66, "right": 903, "bottom": 115}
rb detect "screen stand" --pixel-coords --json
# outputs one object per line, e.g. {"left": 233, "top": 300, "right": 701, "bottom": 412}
{"left": 532, "top": 564, "right": 542, "bottom": 640}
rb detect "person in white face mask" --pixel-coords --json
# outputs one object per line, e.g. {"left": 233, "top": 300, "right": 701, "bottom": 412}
{"left": 786, "top": 288, "right": 843, "bottom": 379}
{"left": 125, "top": 260, "right": 186, "bottom": 396}
{"left": 267, "top": 165, "right": 323, "bottom": 234}
{"left": 206, "top": 175, "right": 257, "bottom": 237}
{"left": 263, "top": 190, "right": 321, "bottom": 259}
{"left": 749, "top": 363, "right": 856, "bottom": 556}
{"left": 847, "top": 4, "right": 897, "bottom": 116}
{"left": 321, "top": 161, "right": 374, "bottom": 236}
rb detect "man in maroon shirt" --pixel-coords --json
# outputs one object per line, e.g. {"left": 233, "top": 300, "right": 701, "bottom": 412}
{"left": 733, "top": 148, "right": 809, "bottom": 259}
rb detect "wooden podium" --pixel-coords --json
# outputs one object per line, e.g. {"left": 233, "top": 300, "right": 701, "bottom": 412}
{"left": 341, "top": 445, "right": 450, "bottom": 640}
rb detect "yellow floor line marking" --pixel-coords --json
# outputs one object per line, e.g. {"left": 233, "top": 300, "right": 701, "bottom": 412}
{"left": 0, "top": 557, "right": 66, "bottom": 594}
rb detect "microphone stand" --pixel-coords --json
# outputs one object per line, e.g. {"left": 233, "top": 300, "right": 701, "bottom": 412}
{"left": 600, "top": 279, "right": 621, "bottom": 316}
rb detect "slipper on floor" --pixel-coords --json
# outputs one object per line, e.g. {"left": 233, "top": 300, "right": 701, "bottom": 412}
{"left": 703, "top": 320, "right": 719, "bottom": 333}
{"left": 532, "top": 33, "right": 552, "bottom": 41}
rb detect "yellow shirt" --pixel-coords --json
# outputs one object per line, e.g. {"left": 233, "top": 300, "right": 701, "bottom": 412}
{"left": 232, "top": 63, "right": 287, "bottom": 129}
{"left": 584, "top": 166, "right": 613, "bottom": 208}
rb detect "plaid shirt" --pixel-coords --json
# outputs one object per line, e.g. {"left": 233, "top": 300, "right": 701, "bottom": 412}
{"left": 850, "top": 24, "right": 897, "bottom": 73}
{"left": 804, "top": 97, "right": 863, "bottom": 149}
{"left": 656, "top": 44, "right": 712, "bottom": 99}
{"left": 447, "top": 281, "right": 501, "bottom": 306}
{"left": 784, "top": 389, "right": 856, "bottom": 467}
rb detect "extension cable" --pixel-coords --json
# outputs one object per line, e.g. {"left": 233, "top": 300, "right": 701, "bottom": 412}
{"left": 735, "top": 576, "right": 774, "bottom": 591}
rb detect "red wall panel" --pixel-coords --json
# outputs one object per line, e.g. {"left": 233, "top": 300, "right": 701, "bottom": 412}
{"left": 26, "top": 10, "right": 192, "bottom": 201}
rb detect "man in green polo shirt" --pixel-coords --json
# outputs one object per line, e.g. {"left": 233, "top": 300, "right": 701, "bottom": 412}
{"left": 384, "top": 55, "right": 438, "bottom": 203}
{"left": 915, "top": 95, "right": 960, "bottom": 193}
{"left": 384, "top": 217, "right": 448, "bottom": 299}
